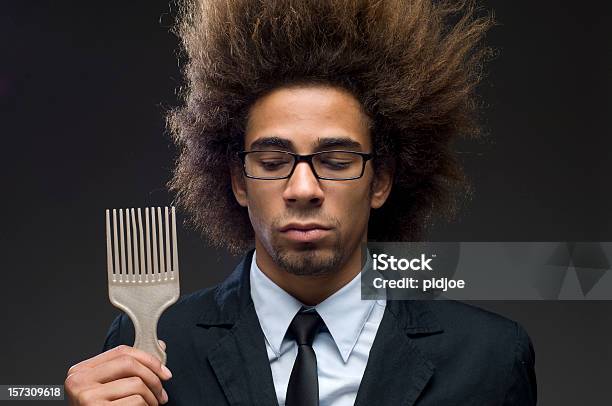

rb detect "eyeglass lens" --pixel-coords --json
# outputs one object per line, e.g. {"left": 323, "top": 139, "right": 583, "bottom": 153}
{"left": 244, "top": 151, "right": 364, "bottom": 179}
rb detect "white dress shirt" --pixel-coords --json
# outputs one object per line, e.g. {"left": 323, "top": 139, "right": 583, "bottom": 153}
{"left": 249, "top": 250, "right": 386, "bottom": 406}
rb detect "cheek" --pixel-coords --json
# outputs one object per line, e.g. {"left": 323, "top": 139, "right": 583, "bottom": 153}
{"left": 245, "top": 184, "right": 279, "bottom": 232}
{"left": 327, "top": 184, "right": 372, "bottom": 229}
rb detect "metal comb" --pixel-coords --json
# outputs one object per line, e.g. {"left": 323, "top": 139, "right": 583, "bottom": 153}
{"left": 105, "top": 206, "right": 180, "bottom": 364}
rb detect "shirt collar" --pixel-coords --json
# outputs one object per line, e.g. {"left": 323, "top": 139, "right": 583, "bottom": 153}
{"left": 249, "top": 249, "right": 376, "bottom": 363}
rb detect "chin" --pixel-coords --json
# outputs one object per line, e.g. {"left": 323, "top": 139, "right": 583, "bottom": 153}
{"left": 273, "top": 243, "right": 344, "bottom": 276}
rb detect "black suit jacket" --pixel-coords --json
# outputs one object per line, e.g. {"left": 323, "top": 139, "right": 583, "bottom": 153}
{"left": 102, "top": 249, "right": 536, "bottom": 405}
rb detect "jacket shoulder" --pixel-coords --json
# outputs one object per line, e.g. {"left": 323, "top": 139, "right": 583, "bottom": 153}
{"left": 410, "top": 300, "right": 536, "bottom": 404}
{"left": 427, "top": 300, "right": 521, "bottom": 338}
{"left": 423, "top": 300, "right": 533, "bottom": 358}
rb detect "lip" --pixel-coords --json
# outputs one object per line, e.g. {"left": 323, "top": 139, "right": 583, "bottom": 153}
{"left": 281, "top": 228, "right": 331, "bottom": 243}
{"left": 279, "top": 223, "right": 331, "bottom": 232}
{"left": 279, "top": 223, "right": 332, "bottom": 243}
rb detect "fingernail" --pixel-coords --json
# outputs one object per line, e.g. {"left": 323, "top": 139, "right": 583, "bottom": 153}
{"left": 161, "top": 388, "right": 169, "bottom": 404}
{"left": 162, "top": 364, "right": 173, "bottom": 379}
{"left": 158, "top": 339, "right": 166, "bottom": 351}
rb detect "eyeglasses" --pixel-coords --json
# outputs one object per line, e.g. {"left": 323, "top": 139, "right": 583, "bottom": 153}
{"left": 238, "top": 150, "right": 373, "bottom": 180}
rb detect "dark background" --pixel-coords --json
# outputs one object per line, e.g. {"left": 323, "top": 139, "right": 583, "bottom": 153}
{"left": 1, "top": 1, "right": 610, "bottom": 404}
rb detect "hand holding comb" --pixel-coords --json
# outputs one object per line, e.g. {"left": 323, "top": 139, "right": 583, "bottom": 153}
{"left": 105, "top": 206, "right": 180, "bottom": 365}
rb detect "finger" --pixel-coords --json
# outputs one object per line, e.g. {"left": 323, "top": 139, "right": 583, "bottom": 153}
{"left": 105, "top": 376, "right": 167, "bottom": 405}
{"left": 69, "top": 345, "right": 172, "bottom": 379}
{"left": 109, "top": 394, "right": 148, "bottom": 405}
{"left": 80, "top": 355, "right": 167, "bottom": 404}
{"left": 68, "top": 345, "right": 172, "bottom": 381}
{"left": 79, "top": 377, "right": 162, "bottom": 406}
{"left": 157, "top": 340, "right": 166, "bottom": 351}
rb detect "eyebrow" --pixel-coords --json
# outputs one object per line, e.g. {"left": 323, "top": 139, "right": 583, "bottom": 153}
{"left": 249, "top": 136, "right": 293, "bottom": 150}
{"left": 248, "top": 136, "right": 363, "bottom": 152}
{"left": 314, "top": 137, "right": 362, "bottom": 151}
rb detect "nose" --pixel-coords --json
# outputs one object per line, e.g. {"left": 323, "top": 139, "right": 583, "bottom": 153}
{"left": 282, "top": 161, "right": 325, "bottom": 206}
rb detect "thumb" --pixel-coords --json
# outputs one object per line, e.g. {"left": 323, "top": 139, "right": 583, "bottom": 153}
{"left": 158, "top": 339, "right": 167, "bottom": 351}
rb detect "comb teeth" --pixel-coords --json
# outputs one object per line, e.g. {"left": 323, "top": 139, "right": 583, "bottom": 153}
{"left": 106, "top": 206, "right": 179, "bottom": 283}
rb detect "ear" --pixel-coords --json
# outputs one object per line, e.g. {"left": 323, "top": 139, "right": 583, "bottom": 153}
{"left": 230, "top": 164, "right": 248, "bottom": 208}
{"left": 370, "top": 166, "right": 394, "bottom": 209}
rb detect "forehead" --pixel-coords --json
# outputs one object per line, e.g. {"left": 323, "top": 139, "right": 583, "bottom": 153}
{"left": 244, "top": 85, "right": 371, "bottom": 151}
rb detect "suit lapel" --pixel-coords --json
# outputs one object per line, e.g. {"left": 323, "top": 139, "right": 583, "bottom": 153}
{"left": 193, "top": 249, "right": 443, "bottom": 406}
{"left": 206, "top": 302, "right": 279, "bottom": 406}
{"left": 354, "top": 300, "right": 443, "bottom": 406}
{"left": 195, "top": 250, "right": 279, "bottom": 406}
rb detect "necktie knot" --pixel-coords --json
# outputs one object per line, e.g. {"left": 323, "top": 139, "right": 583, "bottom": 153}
{"left": 288, "top": 310, "right": 324, "bottom": 346}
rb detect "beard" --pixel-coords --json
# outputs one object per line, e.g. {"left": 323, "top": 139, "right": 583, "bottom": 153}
{"left": 271, "top": 237, "right": 345, "bottom": 276}
{"left": 266, "top": 213, "right": 346, "bottom": 276}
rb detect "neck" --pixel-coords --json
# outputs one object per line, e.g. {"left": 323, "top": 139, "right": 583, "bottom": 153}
{"left": 254, "top": 241, "right": 364, "bottom": 306}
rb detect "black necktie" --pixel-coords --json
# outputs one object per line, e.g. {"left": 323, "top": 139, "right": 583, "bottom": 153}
{"left": 285, "top": 309, "right": 324, "bottom": 406}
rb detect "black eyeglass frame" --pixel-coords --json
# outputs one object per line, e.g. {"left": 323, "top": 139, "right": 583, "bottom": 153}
{"left": 237, "top": 149, "right": 374, "bottom": 180}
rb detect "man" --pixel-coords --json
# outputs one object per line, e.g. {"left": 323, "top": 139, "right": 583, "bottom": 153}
{"left": 65, "top": 0, "right": 536, "bottom": 405}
